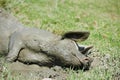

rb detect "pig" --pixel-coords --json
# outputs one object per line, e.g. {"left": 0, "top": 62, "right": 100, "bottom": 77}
{"left": 0, "top": 8, "right": 93, "bottom": 70}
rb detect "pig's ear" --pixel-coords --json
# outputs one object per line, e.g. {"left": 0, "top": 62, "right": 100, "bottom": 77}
{"left": 61, "top": 31, "right": 90, "bottom": 41}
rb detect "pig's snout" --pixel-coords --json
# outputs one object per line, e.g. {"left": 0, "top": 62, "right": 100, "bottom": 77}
{"left": 81, "top": 57, "right": 93, "bottom": 70}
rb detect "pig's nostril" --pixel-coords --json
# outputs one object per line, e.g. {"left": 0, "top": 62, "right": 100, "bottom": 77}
{"left": 82, "top": 58, "right": 91, "bottom": 65}
{"left": 83, "top": 58, "right": 90, "bottom": 62}
{"left": 84, "top": 58, "right": 89, "bottom": 61}
{"left": 84, "top": 59, "right": 89, "bottom": 64}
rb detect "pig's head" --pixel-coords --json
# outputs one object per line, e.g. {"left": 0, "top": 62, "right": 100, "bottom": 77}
{"left": 47, "top": 31, "right": 93, "bottom": 70}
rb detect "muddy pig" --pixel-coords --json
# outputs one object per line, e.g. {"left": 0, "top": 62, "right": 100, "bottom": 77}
{"left": 0, "top": 8, "right": 93, "bottom": 70}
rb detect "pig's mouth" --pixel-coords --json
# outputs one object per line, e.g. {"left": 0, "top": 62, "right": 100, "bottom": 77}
{"left": 74, "top": 55, "right": 92, "bottom": 70}
{"left": 74, "top": 45, "right": 93, "bottom": 70}
{"left": 81, "top": 57, "right": 93, "bottom": 70}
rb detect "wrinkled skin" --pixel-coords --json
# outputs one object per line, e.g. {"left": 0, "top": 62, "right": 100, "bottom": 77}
{"left": 0, "top": 8, "right": 93, "bottom": 70}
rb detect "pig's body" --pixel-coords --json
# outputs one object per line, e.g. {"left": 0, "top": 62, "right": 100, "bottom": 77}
{"left": 0, "top": 9, "right": 93, "bottom": 70}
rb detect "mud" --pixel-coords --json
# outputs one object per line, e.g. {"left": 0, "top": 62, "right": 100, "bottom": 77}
{"left": 0, "top": 57, "right": 99, "bottom": 80}
{"left": 0, "top": 50, "right": 101, "bottom": 80}
{"left": 2, "top": 61, "right": 68, "bottom": 80}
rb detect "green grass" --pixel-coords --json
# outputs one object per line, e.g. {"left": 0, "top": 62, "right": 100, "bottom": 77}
{"left": 0, "top": 0, "right": 120, "bottom": 80}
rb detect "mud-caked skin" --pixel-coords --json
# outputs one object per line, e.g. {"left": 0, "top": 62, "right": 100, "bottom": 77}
{"left": 0, "top": 8, "right": 93, "bottom": 70}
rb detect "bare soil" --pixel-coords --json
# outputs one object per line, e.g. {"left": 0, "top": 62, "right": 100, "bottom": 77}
{"left": 0, "top": 50, "right": 118, "bottom": 80}
{"left": 0, "top": 61, "right": 69, "bottom": 80}
{"left": 0, "top": 57, "right": 101, "bottom": 80}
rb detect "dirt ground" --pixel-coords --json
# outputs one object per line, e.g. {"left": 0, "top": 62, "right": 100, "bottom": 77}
{"left": 0, "top": 50, "right": 119, "bottom": 80}
{"left": 10, "top": 62, "right": 68, "bottom": 80}
{"left": 0, "top": 60, "right": 70, "bottom": 80}
{"left": 0, "top": 57, "right": 100, "bottom": 80}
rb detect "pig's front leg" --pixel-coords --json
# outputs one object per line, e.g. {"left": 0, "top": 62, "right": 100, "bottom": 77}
{"left": 7, "top": 33, "right": 24, "bottom": 62}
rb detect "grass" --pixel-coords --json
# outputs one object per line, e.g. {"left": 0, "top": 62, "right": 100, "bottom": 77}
{"left": 0, "top": 0, "right": 120, "bottom": 80}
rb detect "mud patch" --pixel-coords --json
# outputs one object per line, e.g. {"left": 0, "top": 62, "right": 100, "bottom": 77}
{"left": 0, "top": 50, "right": 102, "bottom": 80}
{"left": 6, "top": 61, "right": 68, "bottom": 80}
